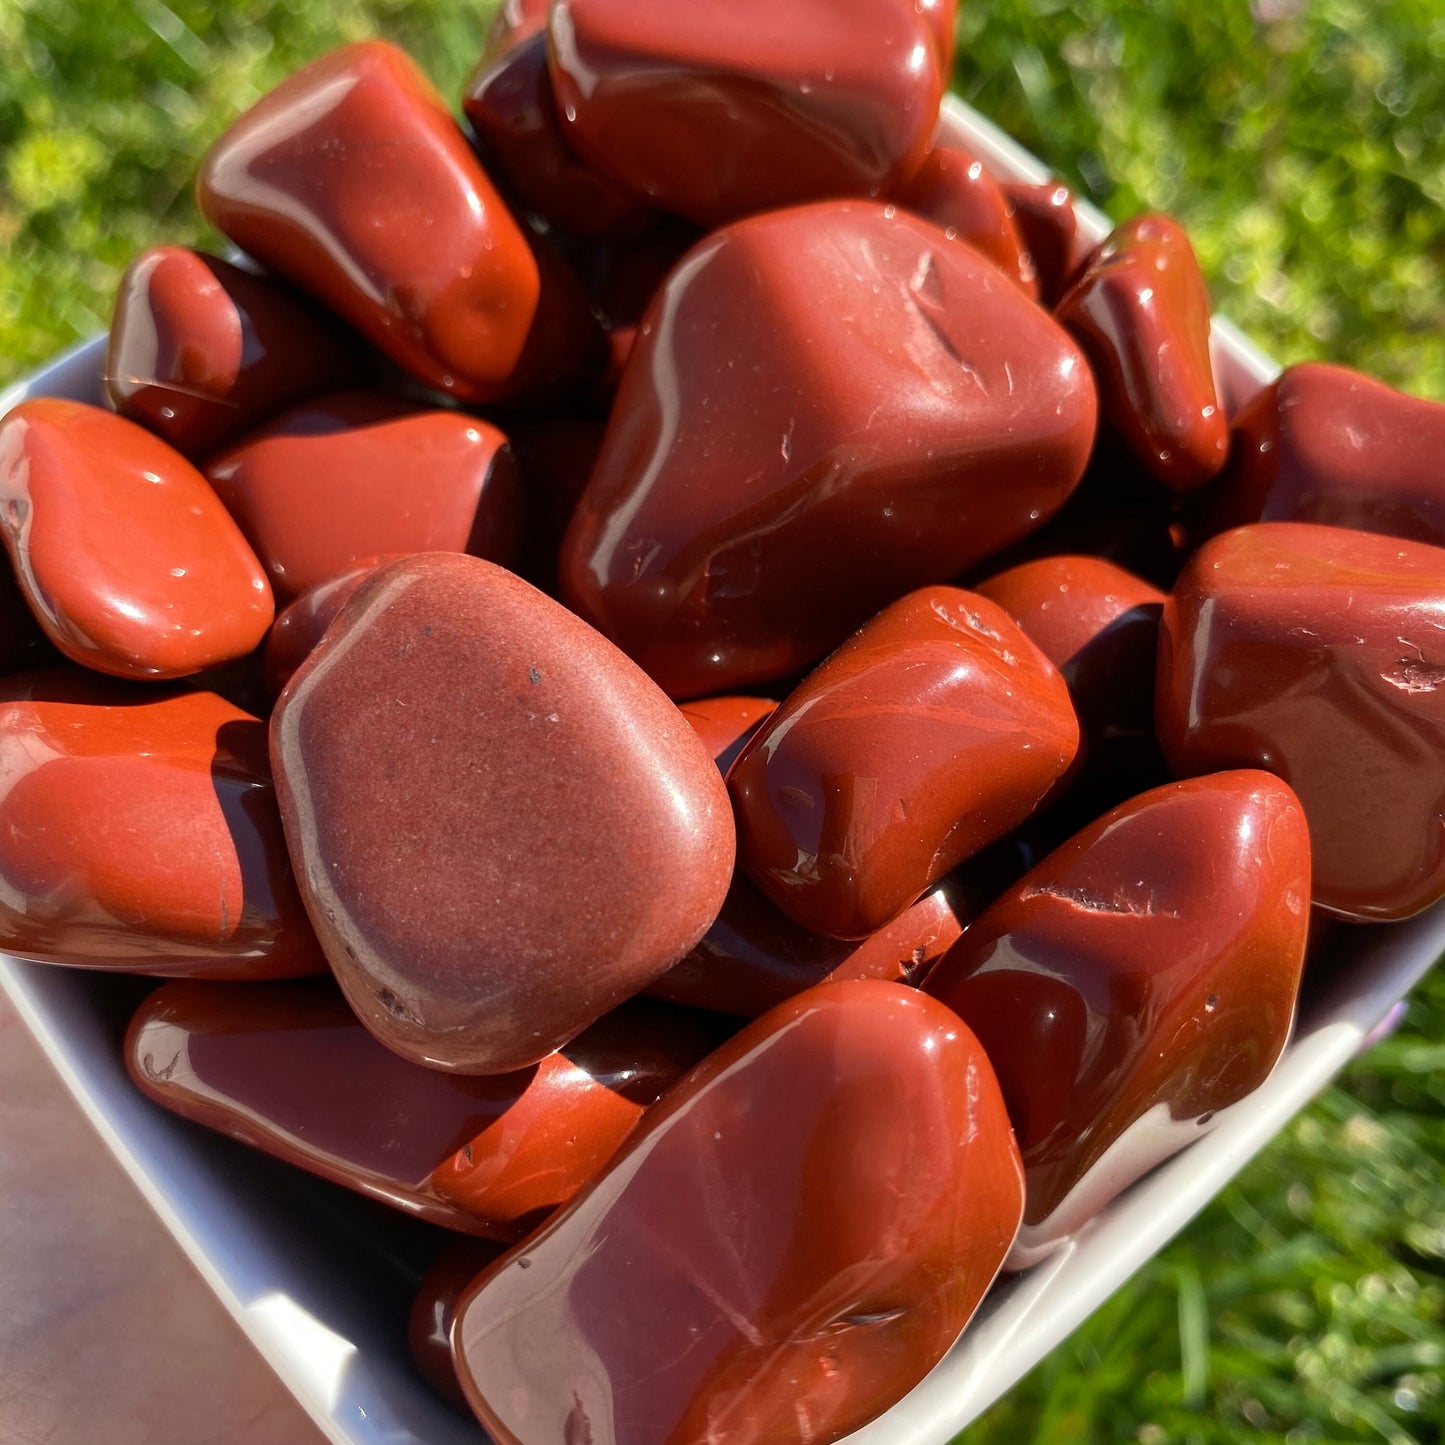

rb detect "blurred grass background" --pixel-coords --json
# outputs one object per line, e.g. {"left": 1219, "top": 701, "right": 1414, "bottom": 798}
{"left": 1, "top": 1, "right": 1442, "bottom": 1441}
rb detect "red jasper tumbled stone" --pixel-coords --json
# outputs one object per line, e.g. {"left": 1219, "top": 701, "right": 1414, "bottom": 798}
{"left": 1206, "top": 362, "right": 1445, "bottom": 547}
{"left": 730, "top": 587, "right": 1080, "bottom": 940}
{"left": 925, "top": 771, "right": 1309, "bottom": 1265}
{"left": 263, "top": 562, "right": 387, "bottom": 696}
{"left": 0, "top": 400, "right": 273, "bottom": 679}
{"left": 198, "top": 41, "right": 596, "bottom": 403}
{"left": 547, "top": 0, "right": 949, "bottom": 226}
{"left": 561, "top": 200, "right": 1097, "bottom": 699}
{"left": 999, "top": 181, "right": 1095, "bottom": 307}
{"left": 409, "top": 1240, "right": 505, "bottom": 1411}
{"left": 452, "top": 980, "right": 1023, "bottom": 1445}
{"left": 1157, "top": 521, "right": 1445, "bottom": 922}
{"left": 106, "top": 247, "right": 362, "bottom": 459}
{"left": 0, "top": 674, "right": 322, "bottom": 978}
{"left": 205, "top": 393, "right": 522, "bottom": 602}
{"left": 1057, "top": 213, "right": 1227, "bottom": 491}
{"left": 127, "top": 980, "right": 709, "bottom": 1238}
{"left": 677, "top": 693, "right": 778, "bottom": 774}
{"left": 270, "top": 552, "right": 734, "bottom": 1074}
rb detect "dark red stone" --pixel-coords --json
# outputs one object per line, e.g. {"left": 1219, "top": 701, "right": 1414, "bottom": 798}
{"left": 0, "top": 399, "right": 273, "bottom": 679}
{"left": 1157, "top": 521, "right": 1445, "bottom": 922}
{"left": 1206, "top": 362, "right": 1445, "bottom": 547}
{"left": 547, "top": 0, "right": 949, "bottom": 226}
{"left": 127, "top": 980, "right": 708, "bottom": 1237}
{"left": 205, "top": 392, "right": 523, "bottom": 602}
{"left": 506, "top": 413, "right": 607, "bottom": 592}
{"left": 270, "top": 552, "right": 735, "bottom": 1073}
{"left": 730, "top": 586, "right": 1079, "bottom": 939}
{"left": 561, "top": 201, "right": 1097, "bottom": 698}
{"left": 678, "top": 693, "right": 777, "bottom": 774}
{"left": 105, "top": 247, "right": 362, "bottom": 460}
{"left": 483, "top": 0, "right": 550, "bottom": 58}
{"left": 263, "top": 562, "right": 387, "bottom": 696}
{"left": 409, "top": 1240, "right": 504, "bottom": 1411}
{"left": 1057, "top": 214, "right": 1227, "bottom": 490}
{"left": 925, "top": 770, "right": 1309, "bottom": 1264}
{"left": 452, "top": 980, "right": 1022, "bottom": 1445}
{"left": 1000, "top": 181, "right": 1095, "bottom": 307}
{"left": 0, "top": 674, "right": 322, "bottom": 977}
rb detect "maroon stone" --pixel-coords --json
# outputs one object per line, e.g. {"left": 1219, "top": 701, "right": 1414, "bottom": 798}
{"left": 270, "top": 552, "right": 735, "bottom": 1073}
{"left": 1000, "top": 181, "right": 1095, "bottom": 306}
{"left": 409, "top": 1241, "right": 504, "bottom": 1411}
{"left": 505, "top": 414, "right": 607, "bottom": 592}
{"left": 483, "top": 0, "right": 549, "bottom": 58}
{"left": 453, "top": 981, "right": 1023, "bottom": 1445}
{"left": 678, "top": 693, "right": 778, "bottom": 774}
{"left": 263, "top": 562, "right": 387, "bottom": 697}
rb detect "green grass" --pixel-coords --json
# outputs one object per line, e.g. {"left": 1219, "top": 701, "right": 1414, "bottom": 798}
{"left": 1, "top": 2, "right": 1443, "bottom": 1441}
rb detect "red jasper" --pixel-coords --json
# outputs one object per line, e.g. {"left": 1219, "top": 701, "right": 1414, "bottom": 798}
{"left": 1207, "top": 362, "right": 1445, "bottom": 547}
{"left": 1057, "top": 214, "right": 1227, "bottom": 490}
{"left": 205, "top": 392, "right": 522, "bottom": 602}
{"left": 0, "top": 400, "right": 273, "bottom": 679}
{"left": 198, "top": 41, "right": 596, "bottom": 402}
{"left": 263, "top": 562, "right": 386, "bottom": 696}
{"left": 925, "top": 771, "right": 1309, "bottom": 1264}
{"left": 1000, "top": 181, "right": 1095, "bottom": 306}
{"left": 730, "top": 587, "right": 1079, "bottom": 939}
{"left": 452, "top": 980, "right": 1022, "bottom": 1445}
{"left": 893, "top": 141, "right": 1038, "bottom": 297}
{"left": 409, "top": 1241, "right": 504, "bottom": 1411}
{"left": 547, "top": 0, "right": 949, "bottom": 226}
{"left": 0, "top": 674, "right": 322, "bottom": 977}
{"left": 106, "top": 247, "right": 361, "bottom": 459}
{"left": 270, "top": 552, "right": 735, "bottom": 1074}
{"left": 678, "top": 692, "right": 777, "bottom": 773}
{"left": 483, "top": 0, "right": 549, "bottom": 57}
{"left": 127, "top": 980, "right": 708, "bottom": 1238}
{"left": 561, "top": 200, "right": 1097, "bottom": 699}
{"left": 1157, "top": 521, "right": 1445, "bottom": 922}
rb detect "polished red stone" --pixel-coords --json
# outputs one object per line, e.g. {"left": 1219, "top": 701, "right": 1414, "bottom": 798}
{"left": 271, "top": 552, "right": 735, "bottom": 1073}
{"left": 205, "top": 392, "right": 522, "bottom": 602}
{"left": 409, "top": 1241, "right": 504, "bottom": 1411}
{"left": 464, "top": 33, "right": 654, "bottom": 240}
{"left": 561, "top": 201, "right": 1097, "bottom": 698}
{"left": 925, "top": 771, "right": 1308, "bottom": 1263}
{"left": 1157, "top": 521, "right": 1445, "bottom": 922}
{"left": 127, "top": 980, "right": 707, "bottom": 1237}
{"left": 0, "top": 399, "right": 273, "bottom": 679}
{"left": 730, "top": 587, "right": 1079, "bottom": 939}
{"left": 198, "top": 41, "right": 596, "bottom": 403}
{"left": 263, "top": 562, "right": 386, "bottom": 696}
{"left": 1000, "top": 181, "right": 1095, "bottom": 307}
{"left": 547, "top": 0, "right": 949, "bottom": 226}
{"left": 920, "top": 0, "right": 956, "bottom": 71}
{"left": 894, "top": 141, "right": 1038, "bottom": 297}
{"left": 483, "top": 0, "right": 549, "bottom": 56}
{"left": 1207, "top": 362, "right": 1445, "bottom": 547}
{"left": 453, "top": 980, "right": 1022, "bottom": 1445}
{"left": 0, "top": 674, "right": 322, "bottom": 977}
{"left": 678, "top": 693, "right": 778, "bottom": 774}
{"left": 106, "top": 247, "right": 361, "bottom": 459}
{"left": 1057, "top": 213, "right": 1226, "bottom": 490}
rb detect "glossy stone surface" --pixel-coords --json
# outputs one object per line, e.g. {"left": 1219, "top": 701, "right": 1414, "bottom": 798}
{"left": 1157, "top": 521, "right": 1445, "bottom": 922}
{"left": 271, "top": 552, "right": 734, "bottom": 1073}
{"left": 731, "top": 587, "right": 1079, "bottom": 939}
{"left": 128, "top": 980, "right": 707, "bottom": 1237}
{"left": 205, "top": 392, "right": 522, "bottom": 602}
{"left": 1000, "top": 181, "right": 1095, "bottom": 307}
{"left": 0, "top": 400, "right": 273, "bottom": 679}
{"left": 1057, "top": 214, "right": 1226, "bottom": 490}
{"left": 927, "top": 772, "right": 1308, "bottom": 1263}
{"left": 453, "top": 980, "right": 1023, "bottom": 1445}
{"left": 561, "top": 201, "right": 1097, "bottom": 698}
{"left": 464, "top": 33, "right": 654, "bottom": 240}
{"left": 678, "top": 693, "right": 778, "bottom": 774}
{"left": 483, "top": 0, "right": 549, "bottom": 57}
{"left": 1207, "top": 362, "right": 1445, "bottom": 547}
{"left": 0, "top": 674, "right": 323, "bottom": 977}
{"left": 548, "top": 0, "right": 948, "bottom": 227}
{"left": 198, "top": 42, "right": 594, "bottom": 403}
{"left": 106, "top": 247, "right": 361, "bottom": 459}
{"left": 263, "top": 562, "right": 385, "bottom": 696}
{"left": 894, "top": 141, "right": 1038, "bottom": 296}
{"left": 409, "top": 1241, "right": 503, "bottom": 1410}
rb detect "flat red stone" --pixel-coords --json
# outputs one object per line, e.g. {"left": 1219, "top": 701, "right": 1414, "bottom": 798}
{"left": 205, "top": 392, "right": 522, "bottom": 601}
{"left": 730, "top": 586, "right": 1079, "bottom": 939}
{"left": 1000, "top": 181, "right": 1095, "bottom": 306}
{"left": 106, "top": 247, "right": 362, "bottom": 460}
{"left": 0, "top": 399, "right": 273, "bottom": 679}
{"left": 561, "top": 200, "right": 1097, "bottom": 698}
{"left": 548, "top": 0, "right": 949, "bottom": 225}
{"left": 1157, "top": 521, "right": 1445, "bottom": 921}
{"left": 452, "top": 980, "right": 1022, "bottom": 1445}
{"left": 0, "top": 673, "right": 322, "bottom": 977}
{"left": 1057, "top": 213, "right": 1227, "bottom": 490}
{"left": 925, "top": 771, "right": 1309, "bottom": 1264}
{"left": 271, "top": 552, "right": 735, "bottom": 1073}
{"left": 127, "top": 980, "right": 708, "bottom": 1238}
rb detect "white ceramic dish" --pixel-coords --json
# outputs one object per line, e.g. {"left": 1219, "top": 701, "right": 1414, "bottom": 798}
{"left": 2, "top": 95, "right": 1442, "bottom": 1445}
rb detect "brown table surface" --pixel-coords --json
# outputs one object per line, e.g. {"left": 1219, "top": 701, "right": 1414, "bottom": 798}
{"left": 0, "top": 990, "right": 331, "bottom": 1445}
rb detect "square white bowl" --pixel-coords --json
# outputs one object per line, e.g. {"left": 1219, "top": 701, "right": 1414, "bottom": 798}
{"left": 2, "top": 95, "right": 1442, "bottom": 1445}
